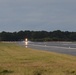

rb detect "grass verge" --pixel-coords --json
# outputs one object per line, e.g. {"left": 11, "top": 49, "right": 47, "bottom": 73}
{"left": 0, "top": 42, "right": 76, "bottom": 75}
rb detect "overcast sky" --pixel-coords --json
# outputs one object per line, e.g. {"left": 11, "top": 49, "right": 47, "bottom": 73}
{"left": 0, "top": 0, "right": 76, "bottom": 32}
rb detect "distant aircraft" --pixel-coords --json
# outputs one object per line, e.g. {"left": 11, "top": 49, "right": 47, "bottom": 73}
{"left": 25, "top": 38, "right": 28, "bottom": 46}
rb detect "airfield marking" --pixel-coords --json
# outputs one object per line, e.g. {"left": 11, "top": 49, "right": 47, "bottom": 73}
{"left": 29, "top": 44, "right": 76, "bottom": 50}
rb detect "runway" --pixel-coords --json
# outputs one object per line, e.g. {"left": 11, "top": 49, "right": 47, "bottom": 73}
{"left": 19, "top": 41, "right": 76, "bottom": 56}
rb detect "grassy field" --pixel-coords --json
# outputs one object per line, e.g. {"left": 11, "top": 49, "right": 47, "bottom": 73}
{"left": 0, "top": 42, "right": 76, "bottom": 75}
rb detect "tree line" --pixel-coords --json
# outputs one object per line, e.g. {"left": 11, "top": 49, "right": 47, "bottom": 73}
{"left": 0, "top": 30, "right": 76, "bottom": 41}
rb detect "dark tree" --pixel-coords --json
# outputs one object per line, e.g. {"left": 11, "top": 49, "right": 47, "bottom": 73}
{"left": 0, "top": 30, "right": 76, "bottom": 42}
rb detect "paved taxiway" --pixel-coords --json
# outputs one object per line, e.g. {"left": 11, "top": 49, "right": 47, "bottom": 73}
{"left": 20, "top": 41, "right": 76, "bottom": 56}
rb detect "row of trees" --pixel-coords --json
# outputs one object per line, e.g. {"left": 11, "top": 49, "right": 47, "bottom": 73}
{"left": 0, "top": 30, "right": 76, "bottom": 41}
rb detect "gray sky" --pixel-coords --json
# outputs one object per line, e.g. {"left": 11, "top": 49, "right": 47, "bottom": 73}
{"left": 0, "top": 0, "right": 76, "bottom": 32}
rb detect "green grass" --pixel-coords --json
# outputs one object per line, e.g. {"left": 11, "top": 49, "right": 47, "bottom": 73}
{"left": 0, "top": 42, "right": 76, "bottom": 75}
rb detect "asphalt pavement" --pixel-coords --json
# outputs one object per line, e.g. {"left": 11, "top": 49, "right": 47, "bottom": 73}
{"left": 19, "top": 41, "right": 76, "bottom": 56}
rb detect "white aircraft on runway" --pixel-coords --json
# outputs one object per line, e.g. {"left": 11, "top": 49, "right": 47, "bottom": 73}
{"left": 25, "top": 38, "right": 28, "bottom": 47}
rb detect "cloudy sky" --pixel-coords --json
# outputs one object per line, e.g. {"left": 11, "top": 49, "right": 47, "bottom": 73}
{"left": 0, "top": 0, "right": 76, "bottom": 32}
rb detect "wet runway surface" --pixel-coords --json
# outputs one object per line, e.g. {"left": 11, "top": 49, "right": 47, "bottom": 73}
{"left": 19, "top": 41, "right": 76, "bottom": 56}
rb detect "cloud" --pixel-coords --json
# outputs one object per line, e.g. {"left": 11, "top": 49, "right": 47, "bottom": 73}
{"left": 0, "top": 0, "right": 76, "bottom": 31}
